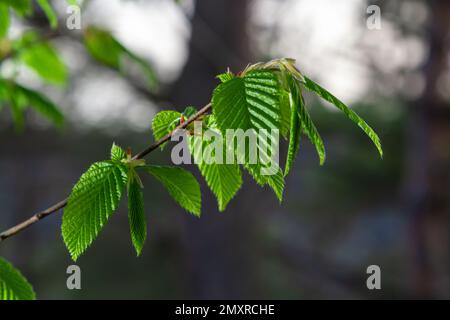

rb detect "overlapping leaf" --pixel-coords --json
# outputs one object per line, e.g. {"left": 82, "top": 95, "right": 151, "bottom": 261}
{"left": 0, "top": 257, "right": 35, "bottom": 300}
{"left": 189, "top": 132, "right": 242, "bottom": 211}
{"left": 212, "top": 70, "right": 284, "bottom": 199}
{"left": 127, "top": 173, "right": 146, "bottom": 256}
{"left": 62, "top": 161, "right": 128, "bottom": 261}
{"left": 284, "top": 77, "right": 302, "bottom": 176}
{"left": 144, "top": 165, "right": 201, "bottom": 216}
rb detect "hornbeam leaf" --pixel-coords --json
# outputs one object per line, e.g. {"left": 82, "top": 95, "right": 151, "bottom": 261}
{"left": 127, "top": 172, "right": 146, "bottom": 256}
{"left": 151, "top": 110, "right": 181, "bottom": 149}
{"left": 111, "top": 143, "right": 126, "bottom": 161}
{"left": 62, "top": 161, "right": 128, "bottom": 261}
{"left": 294, "top": 82, "right": 326, "bottom": 165}
{"left": 0, "top": 257, "right": 35, "bottom": 300}
{"left": 189, "top": 134, "right": 242, "bottom": 211}
{"left": 302, "top": 76, "right": 383, "bottom": 158}
{"left": 212, "top": 70, "right": 284, "bottom": 199}
{"left": 284, "top": 78, "right": 302, "bottom": 176}
{"left": 144, "top": 165, "right": 201, "bottom": 216}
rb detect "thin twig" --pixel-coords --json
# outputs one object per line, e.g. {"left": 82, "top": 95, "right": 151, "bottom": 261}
{"left": 0, "top": 103, "right": 212, "bottom": 242}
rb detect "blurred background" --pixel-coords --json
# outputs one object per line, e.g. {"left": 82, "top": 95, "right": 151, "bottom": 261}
{"left": 0, "top": 0, "right": 449, "bottom": 299}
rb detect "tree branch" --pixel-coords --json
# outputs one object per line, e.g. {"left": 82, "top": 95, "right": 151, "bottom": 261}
{"left": 0, "top": 103, "right": 212, "bottom": 243}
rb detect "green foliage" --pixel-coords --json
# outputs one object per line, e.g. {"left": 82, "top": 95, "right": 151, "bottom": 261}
{"left": 50, "top": 58, "right": 382, "bottom": 262}
{"left": 127, "top": 172, "right": 147, "bottom": 256}
{"left": 0, "top": 80, "right": 64, "bottom": 129}
{"left": 84, "top": 26, "right": 157, "bottom": 91}
{"left": 62, "top": 161, "right": 128, "bottom": 261}
{"left": 144, "top": 165, "right": 201, "bottom": 216}
{"left": 0, "top": 257, "right": 35, "bottom": 300}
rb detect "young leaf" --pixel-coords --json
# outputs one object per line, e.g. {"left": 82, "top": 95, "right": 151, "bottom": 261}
{"left": 212, "top": 70, "right": 281, "bottom": 132}
{"left": 0, "top": 257, "right": 35, "bottom": 300}
{"left": 294, "top": 82, "right": 326, "bottom": 165}
{"left": 62, "top": 161, "right": 128, "bottom": 261}
{"left": 279, "top": 90, "right": 291, "bottom": 139}
{"left": 152, "top": 110, "right": 182, "bottom": 141}
{"left": 189, "top": 135, "right": 242, "bottom": 212}
{"left": 111, "top": 143, "right": 126, "bottom": 161}
{"left": 19, "top": 41, "right": 67, "bottom": 85}
{"left": 0, "top": 4, "right": 10, "bottom": 38}
{"left": 37, "top": 0, "right": 58, "bottom": 29}
{"left": 212, "top": 70, "right": 283, "bottom": 200}
{"left": 127, "top": 172, "right": 146, "bottom": 256}
{"left": 284, "top": 79, "right": 302, "bottom": 176}
{"left": 143, "top": 165, "right": 201, "bottom": 216}
{"left": 302, "top": 76, "right": 383, "bottom": 158}
{"left": 245, "top": 163, "right": 285, "bottom": 202}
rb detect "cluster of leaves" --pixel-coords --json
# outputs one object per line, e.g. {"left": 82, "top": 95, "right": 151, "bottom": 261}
{"left": 60, "top": 58, "right": 382, "bottom": 262}
{"left": 0, "top": 1, "right": 156, "bottom": 130}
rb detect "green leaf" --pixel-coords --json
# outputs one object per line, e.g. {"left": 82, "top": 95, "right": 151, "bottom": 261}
{"left": 294, "top": 82, "right": 326, "bottom": 165}
{"left": 19, "top": 41, "right": 67, "bottom": 85}
{"left": 151, "top": 110, "right": 181, "bottom": 148}
{"left": 212, "top": 70, "right": 284, "bottom": 199}
{"left": 143, "top": 165, "right": 201, "bottom": 216}
{"left": 284, "top": 78, "right": 302, "bottom": 176}
{"left": 302, "top": 76, "right": 383, "bottom": 158}
{"left": 37, "top": 0, "right": 58, "bottom": 29}
{"left": 3, "top": 0, "right": 32, "bottom": 16}
{"left": 0, "top": 257, "right": 35, "bottom": 300}
{"left": 212, "top": 70, "right": 281, "bottom": 132}
{"left": 217, "top": 71, "right": 234, "bottom": 83}
{"left": 279, "top": 90, "right": 291, "bottom": 139}
{"left": 189, "top": 135, "right": 242, "bottom": 211}
{"left": 84, "top": 26, "right": 158, "bottom": 90}
{"left": 127, "top": 172, "right": 146, "bottom": 256}
{"left": 62, "top": 161, "right": 128, "bottom": 261}
{"left": 0, "top": 4, "right": 10, "bottom": 38}
{"left": 111, "top": 143, "right": 126, "bottom": 161}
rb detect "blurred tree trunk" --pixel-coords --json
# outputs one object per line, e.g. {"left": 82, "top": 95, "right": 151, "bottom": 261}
{"left": 407, "top": 0, "right": 450, "bottom": 298}
{"left": 171, "top": 0, "right": 252, "bottom": 299}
